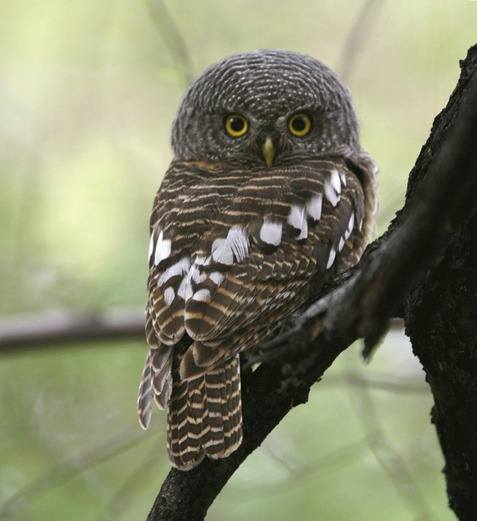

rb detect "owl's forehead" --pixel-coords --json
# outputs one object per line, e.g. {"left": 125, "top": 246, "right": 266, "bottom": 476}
{"left": 213, "top": 76, "right": 318, "bottom": 117}
{"left": 188, "top": 50, "right": 342, "bottom": 119}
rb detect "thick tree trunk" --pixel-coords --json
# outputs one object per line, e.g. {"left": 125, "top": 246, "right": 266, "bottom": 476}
{"left": 403, "top": 47, "right": 477, "bottom": 521}
{"left": 406, "top": 218, "right": 477, "bottom": 520}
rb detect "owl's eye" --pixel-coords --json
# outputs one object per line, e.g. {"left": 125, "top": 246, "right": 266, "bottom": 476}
{"left": 224, "top": 114, "right": 249, "bottom": 138}
{"left": 288, "top": 113, "right": 312, "bottom": 137}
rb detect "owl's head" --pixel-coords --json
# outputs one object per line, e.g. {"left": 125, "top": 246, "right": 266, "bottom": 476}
{"left": 171, "top": 50, "right": 361, "bottom": 167}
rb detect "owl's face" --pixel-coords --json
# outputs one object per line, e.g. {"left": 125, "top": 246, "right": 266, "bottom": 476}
{"left": 171, "top": 50, "right": 361, "bottom": 167}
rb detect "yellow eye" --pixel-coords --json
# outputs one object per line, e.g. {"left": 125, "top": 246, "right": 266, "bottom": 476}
{"left": 288, "top": 113, "right": 312, "bottom": 137}
{"left": 224, "top": 114, "right": 249, "bottom": 138}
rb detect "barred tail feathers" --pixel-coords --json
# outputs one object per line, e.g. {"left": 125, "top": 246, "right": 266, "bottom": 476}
{"left": 167, "top": 355, "right": 242, "bottom": 470}
{"left": 137, "top": 350, "right": 153, "bottom": 429}
{"left": 137, "top": 346, "right": 173, "bottom": 429}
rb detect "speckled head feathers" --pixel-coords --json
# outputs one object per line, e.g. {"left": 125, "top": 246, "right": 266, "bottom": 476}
{"left": 171, "top": 50, "right": 360, "bottom": 163}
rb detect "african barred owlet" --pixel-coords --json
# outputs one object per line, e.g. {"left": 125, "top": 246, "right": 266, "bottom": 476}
{"left": 137, "top": 50, "right": 376, "bottom": 470}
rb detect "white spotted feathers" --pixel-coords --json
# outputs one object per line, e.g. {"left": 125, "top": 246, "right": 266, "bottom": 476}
{"left": 259, "top": 219, "right": 283, "bottom": 246}
{"left": 212, "top": 226, "right": 249, "bottom": 264}
{"left": 139, "top": 157, "right": 372, "bottom": 470}
{"left": 306, "top": 193, "right": 323, "bottom": 221}
{"left": 149, "top": 163, "right": 360, "bottom": 317}
{"left": 323, "top": 168, "right": 341, "bottom": 207}
{"left": 152, "top": 230, "right": 171, "bottom": 266}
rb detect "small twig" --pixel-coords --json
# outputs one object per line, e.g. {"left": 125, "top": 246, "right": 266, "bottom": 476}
{"left": 338, "top": 0, "right": 383, "bottom": 82}
{"left": 346, "top": 375, "right": 434, "bottom": 521}
{"left": 326, "top": 370, "right": 428, "bottom": 395}
{"left": 234, "top": 439, "right": 367, "bottom": 494}
{"left": 146, "top": 0, "right": 194, "bottom": 86}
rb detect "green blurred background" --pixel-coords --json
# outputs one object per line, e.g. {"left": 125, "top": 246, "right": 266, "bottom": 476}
{"left": 1, "top": 1, "right": 476, "bottom": 519}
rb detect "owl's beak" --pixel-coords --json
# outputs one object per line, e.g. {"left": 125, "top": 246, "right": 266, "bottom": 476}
{"left": 262, "top": 136, "right": 275, "bottom": 168}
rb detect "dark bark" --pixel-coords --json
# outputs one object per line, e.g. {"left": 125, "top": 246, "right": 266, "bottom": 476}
{"left": 147, "top": 45, "right": 477, "bottom": 521}
{"left": 404, "top": 50, "right": 477, "bottom": 521}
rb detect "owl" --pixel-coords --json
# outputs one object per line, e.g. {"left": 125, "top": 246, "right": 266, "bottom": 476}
{"left": 137, "top": 50, "right": 377, "bottom": 470}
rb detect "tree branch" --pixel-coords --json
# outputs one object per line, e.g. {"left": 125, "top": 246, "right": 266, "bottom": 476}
{"left": 0, "top": 312, "right": 402, "bottom": 353}
{"left": 0, "top": 309, "right": 145, "bottom": 352}
{"left": 146, "top": 45, "right": 477, "bottom": 521}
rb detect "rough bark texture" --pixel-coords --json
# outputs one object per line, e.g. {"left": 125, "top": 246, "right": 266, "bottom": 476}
{"left": 147, "top": 45, "right": 477, "bottom": 521}
{"left": 405, "top": 48, "right": 477, "bottom": 521}
{"left": 406, "top": 219, "right": 477, "bottom": 521}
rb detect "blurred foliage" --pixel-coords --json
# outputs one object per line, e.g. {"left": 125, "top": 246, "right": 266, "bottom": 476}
{"left": 0, "top": 0, "right": 476, "bottom": 519}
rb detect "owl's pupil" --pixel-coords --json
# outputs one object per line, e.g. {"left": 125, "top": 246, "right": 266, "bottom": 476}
{"left": 230, "top": 117, "right": 244, "bottom": 132}
{"left": 292, "top": 117, "right": 306, "bottom": 131}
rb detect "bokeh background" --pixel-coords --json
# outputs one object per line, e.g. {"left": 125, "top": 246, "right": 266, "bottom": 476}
{"left": 1, "top": 1, "right": 476, "bottom": 520}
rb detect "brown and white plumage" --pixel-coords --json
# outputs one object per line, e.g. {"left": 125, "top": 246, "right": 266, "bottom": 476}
{"left": 137, "top": 50, "right": 377, "bottom": 470}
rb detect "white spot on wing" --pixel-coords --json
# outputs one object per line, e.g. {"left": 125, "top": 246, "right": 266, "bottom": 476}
{"left": 344, "top": 212, "right": 355, "bottom": 240}
{"left": 330, "top": 168, "right": 341, "bottom": 194}
{"left": 164, "top": 287, "right": 175, "bottom": 306}
{"left": 190, "top": 264, "right": 206, "bottom": 284}
{"left": 148, "top": 232, "right": 155, "bottom": 261}
{"left": 326, "top": 247, "right": 336, "bottom": 269}
{"left": 348, "top": 212, "right": 355, "bottom": 231}
{"left": 212, "top": 238, "right": 233, "bottom": 265}
{"left": 287, "top": 204, "right": 305, "bottom": 230}
{"left": 154, "top": 231, "right": 171, "bottom": 265}
{"left": 288, "top": 205, "right": 308, "bottom": 240}
{"left": 298, "top": 217, "right": 308, "bottom": 240}
{"left": 177, "top": 256, "right": 210, "bottom": 301}
{"left": 192, "top": 289, "right": 211, "bottom": 302}
{"left": 194, "top": 256, "right": 210, "bottom": 266}
{"left": 324, "top": 179, "right": 340, "bottom": 207}
{"left": 227, "top": 226, "right": 249, "bottom": 262}
{"left": 306, "top": 194, "right": 323, "bottom": 221}
{"left": 158, "top": 257, "right": 190, "bottom": 287}
{"left": 260, "top": 219, "right": 282, "bottom": 246}
{"left": 210, "top": 271, "right": 225, "bottom": 285}
{"left": 177, "top": 277, "right": 193, "bottom": 301}
{"left": 340, "top": 171, "right": 347, "bottom": 187}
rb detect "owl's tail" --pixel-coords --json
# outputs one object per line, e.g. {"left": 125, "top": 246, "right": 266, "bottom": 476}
{"left": 167, "top": 354, "right": 243, "bottom": 470}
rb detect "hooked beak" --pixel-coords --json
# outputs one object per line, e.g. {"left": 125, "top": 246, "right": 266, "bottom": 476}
{"left": 262, "top": 136, "right": 275, "bottom": 168}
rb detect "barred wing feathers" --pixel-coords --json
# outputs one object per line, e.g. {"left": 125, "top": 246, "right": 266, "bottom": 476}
{"left": 138, "top": 158, "right": 369, "bottom": 468}
{"left": 179, "top": 159, "right": 366, "bottom": 375}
